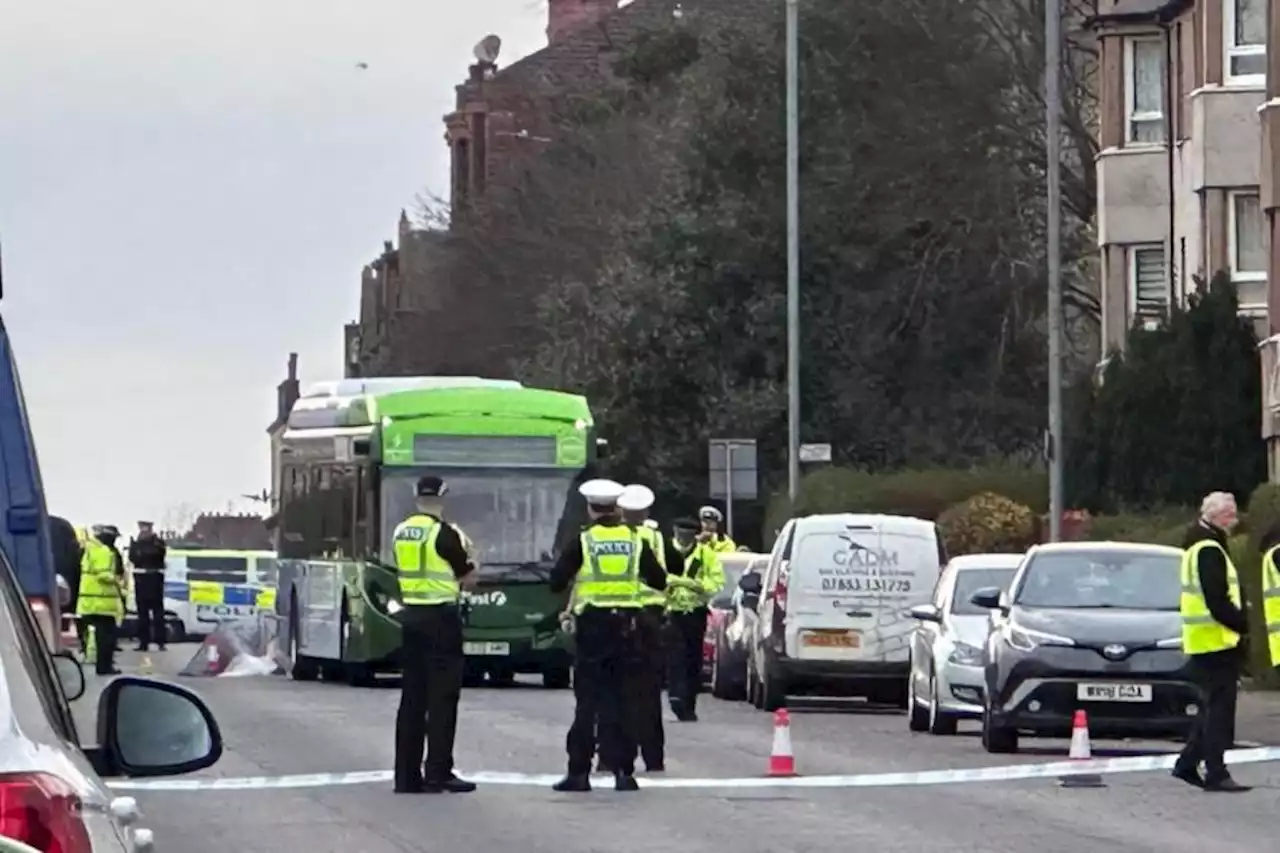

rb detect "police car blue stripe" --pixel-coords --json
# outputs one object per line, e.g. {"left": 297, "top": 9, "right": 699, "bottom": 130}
{"left": 164, "top": 581, "right": 190, "bottom": 601}
{"left": 222, "top": 585, "right": 256, "bottom": 606}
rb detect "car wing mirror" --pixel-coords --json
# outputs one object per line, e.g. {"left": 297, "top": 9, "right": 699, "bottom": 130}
{"left": 969, "top": 587, "right": 1003, "bottom": 611}
{"left": 52, "top": 651, "right": 85, "bottom": 702}
{"left": 906, "top": 603, "right": 941, "bottom": 623}
{"left": 95, "top": 677, "right": 223, "bottom": 778}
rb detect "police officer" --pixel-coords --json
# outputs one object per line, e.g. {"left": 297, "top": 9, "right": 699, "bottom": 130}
{"left": 696, "top": 506, "right": 737, "bottom": 553}
{"left": 1173, "top": 491, "right": 1250, "bottom": 792}
{"left": 1258, "top": 522, "right": 1280, "bottom": 670}
{"left": 392, "top": 474, "right": 479, "bottom": 795}
{"left": 78, "top": 524, "right": 123, "bottom": 675}
{"left": 618, "top": 483, "right": 681, "bottom": 773}
{"left": 129, "top": 520, "right": 168, "bottom": 651}
{"left": 666, "top": 518, "right": 726, "bottom": 722}
{"left": 549, "top": 479, "right": 668, "bottom": 792}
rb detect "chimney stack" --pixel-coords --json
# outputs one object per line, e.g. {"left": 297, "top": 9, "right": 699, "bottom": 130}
{"left": 547, "top": 0, "right": 619, "bottom": 43}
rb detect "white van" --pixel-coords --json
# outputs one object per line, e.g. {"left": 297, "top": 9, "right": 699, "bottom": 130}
{"left": 745, "top": 513, "right": 946, "bottom": 711}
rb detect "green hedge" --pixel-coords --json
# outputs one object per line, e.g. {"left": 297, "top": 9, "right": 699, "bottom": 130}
{"left": 764, "top": 463, "right": 1047, "bottom": 546}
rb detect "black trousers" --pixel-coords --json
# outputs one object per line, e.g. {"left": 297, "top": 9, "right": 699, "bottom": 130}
{"left": 134, "top": 573, "right": 166, "bottom": 648}
{"left": 1177, "top": 650, "right": 1240, "bottom": 781}
{"left": 635, "top": 605, "right": 666, "bottom": 767}
{"left": 567, "top": 608, "right": 646, "bottom": 776}
{"left": 394, "top": 605, "right": 464, "bottom": 787}
{"left": 666, "top": 609, "right": 708, "bottom": 711}
{"left": 82, "top": 615, "right": 118, "bottom": 675}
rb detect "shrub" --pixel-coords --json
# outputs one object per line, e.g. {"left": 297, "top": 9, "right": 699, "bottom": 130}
{"left": 1086, "top": 508, "right": 1192, "bottom": 547}
{"left": 937, "top": 492, "right": 1037, "bottom": 556}
{"left": 764, "top": 462, "right": 1046, "bottom": 546}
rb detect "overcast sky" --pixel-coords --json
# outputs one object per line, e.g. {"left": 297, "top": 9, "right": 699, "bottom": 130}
{"left": 0, "top": 0, "right": 548, "bottom": 529}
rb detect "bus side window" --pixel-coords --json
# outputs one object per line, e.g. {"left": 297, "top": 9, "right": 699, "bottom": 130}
{"left": 279, "top": 464, "right": 305, "bottom": 560}
{"left": 329, "top": 466, "right": 355, "bottom": 558}
{"left": 353, "top": 466, "right": 369, "bottom": 558}
{"left": 307, "top": 467, "right": 326, "bottom": 557}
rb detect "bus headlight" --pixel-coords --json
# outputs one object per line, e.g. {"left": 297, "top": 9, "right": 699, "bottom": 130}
{"left": 367, "top": 585, "right": 401, "bottom": 615}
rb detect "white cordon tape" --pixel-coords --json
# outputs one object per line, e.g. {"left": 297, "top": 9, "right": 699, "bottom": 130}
{"left": 108, "top": 745, "right": 1280, "bottom": 792}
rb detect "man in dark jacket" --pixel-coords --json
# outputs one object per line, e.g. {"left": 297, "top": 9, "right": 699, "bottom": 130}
{"left": 49, "top": 516, "right": 82, "bottom": 644}
{"left": 128, "top": 520, "right": 168, "bottom": 651}
{"left": 1173, "top": 491, "right": 1251, "bottom": 792}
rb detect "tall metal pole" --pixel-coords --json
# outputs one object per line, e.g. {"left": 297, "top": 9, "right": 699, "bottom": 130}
{"left": 785, "top": 0, "right": 801, "bottom": 503}
{"left": 1046, "top": 0, "right": 1064, "bottom": 541}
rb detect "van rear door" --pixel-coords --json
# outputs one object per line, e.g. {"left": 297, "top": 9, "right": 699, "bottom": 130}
{"left": 788, "top": 520, "right": 934, "bottom": 664}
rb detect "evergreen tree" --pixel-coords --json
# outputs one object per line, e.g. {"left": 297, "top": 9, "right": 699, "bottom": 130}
{"left": 1070, "top": 272, "right": 1265, "bottom": 509}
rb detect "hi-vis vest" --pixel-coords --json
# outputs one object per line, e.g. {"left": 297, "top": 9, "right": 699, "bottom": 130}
{"left": 77, "top": 540, "right": 120, "bottom": 619}
{"left": 575, "top": 524, "right": 643, "bottom": 613}
{"left": 668, "top": 543, "right": 723, "bottom": 613}
{"left": 636, "top": 524, "right": 666, "bottom": 607}
{"left": 1180, "top": 539, "right": 1242, "bottom": 655}
{"left": 1260, "top": 546, "right": 1280, "bottom": 666}
{"left": 393, "top": 514, "right": 460, "bottom": 606}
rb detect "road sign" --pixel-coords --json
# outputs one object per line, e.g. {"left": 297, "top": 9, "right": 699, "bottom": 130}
{"left": 708, "top": 439, "right": 758, "bottom": 500}
{"left": 799, "top": 443, "right": 832, "bottom": 463}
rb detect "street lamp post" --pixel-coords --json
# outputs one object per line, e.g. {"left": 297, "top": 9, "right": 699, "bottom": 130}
{"left": 1045, "top": 0, "right": 1064, "bottom": 540}
{"left": 785, "top": 0, "right": 801, "bottom": 502}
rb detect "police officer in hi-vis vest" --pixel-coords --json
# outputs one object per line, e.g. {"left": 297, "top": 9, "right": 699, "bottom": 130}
{"left": 665, "top": 517, "right": 726, "bottom": 722}
{"left": 1257, "top": 522, "right": 1280, "bottom": 673}
{"left": 1173, "top": 491, "right": 1251, "bottom": 792}
{"left": 617, "top": 483, "right": 683, "bottom": 772}
{"left": 78, "top": 524, "right": 124, "bottom": 675}
{"left": 392, "top": 474, "right": 479, "bottom": 795}
{"left": 549, "top": 479, "right": 668, "bottom": 792}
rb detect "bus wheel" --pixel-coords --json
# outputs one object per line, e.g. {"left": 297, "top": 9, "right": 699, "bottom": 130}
{"left": 289, "top": 594, "right": 320, "bottom": 682}
{"left": 542, "top": 668, "right": 571, "bottom": 690}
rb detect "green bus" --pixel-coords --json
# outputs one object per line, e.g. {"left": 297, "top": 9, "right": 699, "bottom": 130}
{"left": 274, "top": 376, "right": 602, "bottom": 688}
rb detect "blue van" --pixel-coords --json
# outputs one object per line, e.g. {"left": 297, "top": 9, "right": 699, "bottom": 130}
{"left": 0, "top": 308, "right": 59, "bottom": 647}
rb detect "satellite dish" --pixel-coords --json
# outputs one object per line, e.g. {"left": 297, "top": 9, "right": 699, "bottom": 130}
{"left": 473, "top": 34, "right": 501, "bottom": 64}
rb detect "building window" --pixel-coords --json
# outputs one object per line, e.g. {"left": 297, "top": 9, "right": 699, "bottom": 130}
{"left": 1124, "top": 37, "right": 1165, "bottom": 144}
{"left": 1128, "top": 244, "right": 1168, "bottom": 328}
{"left": 1230, "top": 190, "right": 1266, "bottom": 308}
{"left": 1225, "top": 0, "right": 1265, "bottom": 84}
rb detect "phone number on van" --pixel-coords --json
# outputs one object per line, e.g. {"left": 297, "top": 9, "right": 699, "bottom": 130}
{"left": 822, "top": 578, "right": 912, "bottom": 593}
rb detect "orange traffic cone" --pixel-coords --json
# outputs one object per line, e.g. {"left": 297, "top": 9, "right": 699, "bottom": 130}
{"left": 1059, "top": 709, "right": 1106, "bottom": 788}
{"left": 767, "top": 708, "right": 797, "bottom": 777}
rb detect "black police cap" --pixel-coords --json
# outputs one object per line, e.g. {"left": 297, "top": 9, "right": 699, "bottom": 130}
{"left": 416, "top": 475, "right": 448, "bottom": 497}
{"left": 672, "top": 517, "right": 699, "bottom": 531}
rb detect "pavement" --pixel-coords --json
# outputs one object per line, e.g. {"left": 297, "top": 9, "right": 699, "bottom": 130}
{"left": 74, "top": 646, "right": 1280, "bottom": 853}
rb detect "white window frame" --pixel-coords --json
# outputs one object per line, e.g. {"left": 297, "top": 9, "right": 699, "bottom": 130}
{"left": 1225, "top": 0, "right": 1266, "bottom": 86}
{"left": 1124, "top": 36, "right": 1165, "bottom": 145}
{"left": 1127, "top": 243, "right": 1168, "bottom": 329}
{"left": 1229, "top": 190, "right": 1266, "bottom": 315}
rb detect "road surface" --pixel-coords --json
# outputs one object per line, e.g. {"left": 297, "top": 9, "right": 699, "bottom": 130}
{"left": 76, "top": 648, "right": 1280, "bottom": 853}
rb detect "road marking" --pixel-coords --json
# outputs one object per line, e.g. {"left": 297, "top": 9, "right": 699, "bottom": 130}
{"left": 108, "top": 745, "right": 1280, "bottom": 792}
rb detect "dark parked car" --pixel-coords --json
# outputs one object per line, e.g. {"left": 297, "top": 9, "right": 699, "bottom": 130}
{"left": 703, "top": 554, "right": 766, "bottom": 700}
{"left": 971, "top": 541, "right": 1196, "bottom": 754}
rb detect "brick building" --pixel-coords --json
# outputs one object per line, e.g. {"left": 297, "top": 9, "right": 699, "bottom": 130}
{"left": 343, "top": 0, "right": 739, "bottom": 378}
{"left": 1090, "top": 0, "right": 1280, "bottom": 477}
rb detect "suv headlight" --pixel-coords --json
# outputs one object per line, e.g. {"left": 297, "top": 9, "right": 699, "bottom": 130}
{"left": 1004, "top": 624, "right": 1075, "bottom": 652}
{"left": 948, "top": 642, "right": 983, "bottom": 665}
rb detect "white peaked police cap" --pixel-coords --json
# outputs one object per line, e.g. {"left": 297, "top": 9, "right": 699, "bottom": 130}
{"left": 579, "top": 478, "right": 626, "bottom": 506}
{"left": 617, "top": 484, "right": 655, "bottom": 512}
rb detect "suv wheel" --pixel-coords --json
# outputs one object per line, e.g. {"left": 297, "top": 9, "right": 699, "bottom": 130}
{"left": 981, "top": 702, "right": 1018, "bottom": 753}
{"left": 907, "top": 668, "right": 929, "bottom": 732}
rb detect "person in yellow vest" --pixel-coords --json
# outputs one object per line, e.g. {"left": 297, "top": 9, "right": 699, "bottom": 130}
{"left": 1173, "top": 491, "right": 1251, "bottom": 793}
{"left": 696, "top": 505, "right": 737, "bottom": 553}
{"left": 1258, "top": 525, "right": 1280, "bottom": 672}
{"left": 617, "top": 483, "right": 682, "bottom": 773}
{"left": 392, "top": 474, "right": 479, "bottom": 795}
{"left": 665, "top": 517, "right": 727, "bottom": 722}
{"left": 77, "top": 524, "right": 124, "bottom": 675}
{"left": 548, "top": 479, "right": 668, "bottom": 792}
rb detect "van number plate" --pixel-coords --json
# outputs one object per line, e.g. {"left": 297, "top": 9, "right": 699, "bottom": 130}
{"left": 1076, "top": 682, "right": 1151, "bottom": 702}
{"left": 802, "top": 631, "right": 859, "bottom": 648}
{"left": 464, "top": 642, "right": 510, "bottom": 656}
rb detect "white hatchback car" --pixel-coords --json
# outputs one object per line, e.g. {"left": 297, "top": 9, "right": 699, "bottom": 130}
{"left": 905, "top": 553, "right": 1022, "bottom": 734}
